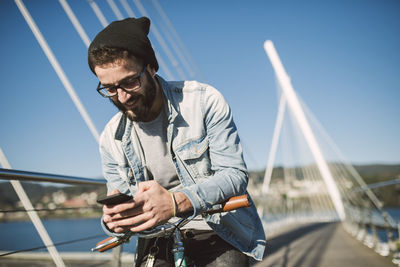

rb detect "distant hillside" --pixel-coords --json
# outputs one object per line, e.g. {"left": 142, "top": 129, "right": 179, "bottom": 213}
{"left": 0, "top": 182, "right": 56, "bottom": 207}
{"left": 352, "top": 164, "right": 400, "bottom": 182}
{"left": 248, "top": 163, "right": 400, "bottom": 207}
{"left": 0, "top": 182, "right": 105, "bottom": 210}
{"left": 353, "top": 164, "right": 400, "bottom": 207}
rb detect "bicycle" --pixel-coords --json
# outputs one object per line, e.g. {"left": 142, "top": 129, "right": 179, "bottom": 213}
{"left": 92, "top": 194, "right": 251, "bottom": 267}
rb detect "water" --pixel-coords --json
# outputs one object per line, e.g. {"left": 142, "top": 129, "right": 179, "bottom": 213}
{"left": 0, "top": 209, "right": 399, "bottom": 254}
{"left": 372, "top": 208, "right": 400, "bottom": 243}
{"left": 0, "top": 217, "right": 136, "bottom": 254}
{"left": 385, "top": 207, "right": 400, "bottom": 222}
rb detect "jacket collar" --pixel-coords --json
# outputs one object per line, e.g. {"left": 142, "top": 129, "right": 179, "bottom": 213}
{"left": 115, "top": 113, "right": 127, "bottom": 141}
{"left": 157, "top": 75, "right": 178, "bottom": 124}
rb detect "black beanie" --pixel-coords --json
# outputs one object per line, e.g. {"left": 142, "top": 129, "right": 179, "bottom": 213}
{"left": 88, "top": 17, "right": 158, "bottom": 72}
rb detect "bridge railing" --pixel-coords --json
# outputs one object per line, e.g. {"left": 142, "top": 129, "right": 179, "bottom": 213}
{"left": 343, "top": 196, "right": 400, "bottom": 261}
{"left": 0, "top": 168, "right": 127, "bottom": 267}
{"left": 0, "top": 168, "right": 106, "bottom": 186}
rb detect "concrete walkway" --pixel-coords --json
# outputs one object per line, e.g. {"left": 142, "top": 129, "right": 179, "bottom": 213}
{"left": 254, "top": 222, "right": 395, "bottom": 267}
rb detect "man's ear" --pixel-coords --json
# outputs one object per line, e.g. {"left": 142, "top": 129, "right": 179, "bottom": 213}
{"left": 147, "top": 65, "right": 156, "bottom": 77}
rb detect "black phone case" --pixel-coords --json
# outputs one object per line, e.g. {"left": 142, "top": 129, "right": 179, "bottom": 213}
{"left": 97, "top": 193, "right": 132, "bottom": 205}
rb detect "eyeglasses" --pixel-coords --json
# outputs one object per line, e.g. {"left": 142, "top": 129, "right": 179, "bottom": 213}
{"left": 97, "top": 65, "right": 146, "bottom": 98}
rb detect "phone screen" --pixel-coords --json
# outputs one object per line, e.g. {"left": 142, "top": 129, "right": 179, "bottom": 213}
{"left": 97, "top": 192, "right": 132, "bottom": 205}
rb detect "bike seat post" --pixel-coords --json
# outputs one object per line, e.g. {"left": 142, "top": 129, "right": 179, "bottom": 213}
{"left": 172, "top": 229, "right": 186, "bottom": 267}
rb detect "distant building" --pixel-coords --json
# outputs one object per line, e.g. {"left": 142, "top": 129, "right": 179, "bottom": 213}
{"left": 63, "top": 198, "right": 86, "bottom": 208}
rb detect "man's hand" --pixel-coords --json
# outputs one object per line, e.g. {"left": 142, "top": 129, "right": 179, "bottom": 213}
{"left": 102, "top": 181, "right": 192, "bottom": 233}
{"left": 102, "top": 188, "right": 136, "bottom": 233}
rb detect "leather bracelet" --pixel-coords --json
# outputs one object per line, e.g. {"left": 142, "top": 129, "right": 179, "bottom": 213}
{"left": 170, "top": 192, "right": 177, "bottom": 217}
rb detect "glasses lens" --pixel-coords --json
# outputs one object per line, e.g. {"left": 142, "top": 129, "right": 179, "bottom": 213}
{"left": 121, "top": 78, "right": 141, "bottom": 91}
{"left": 99, "top": 87, "right": 117, "bottom": 97}
{"left": 97, "top": 67, "right": 144, "bottom": 98}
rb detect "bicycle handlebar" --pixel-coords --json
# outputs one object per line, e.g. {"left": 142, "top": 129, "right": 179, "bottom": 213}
{"left": 92, "top": 194, "right": 250, "bottom": 252}
{"left": 209, "top": 194, "right": 250, "bottom": 214}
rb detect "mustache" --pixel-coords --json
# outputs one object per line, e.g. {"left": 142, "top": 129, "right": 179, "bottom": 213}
{"left": 110, "top": 93, "right": 141, "bottom": 106}
{"left": 125, "top": 91, "right": 141, "bottom": 101}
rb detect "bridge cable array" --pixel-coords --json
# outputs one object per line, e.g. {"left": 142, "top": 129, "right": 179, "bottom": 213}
{"left": 3, "top": 1, "right": 203, "bottom": 266}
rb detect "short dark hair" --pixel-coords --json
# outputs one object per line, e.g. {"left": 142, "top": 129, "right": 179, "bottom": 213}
{"left": 88, "top": 46, "right": 145, "bottom": 73}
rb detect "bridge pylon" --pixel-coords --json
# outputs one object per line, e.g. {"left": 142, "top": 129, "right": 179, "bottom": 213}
{"left": 262, "top": 40, "right": 346, "bottom": 221}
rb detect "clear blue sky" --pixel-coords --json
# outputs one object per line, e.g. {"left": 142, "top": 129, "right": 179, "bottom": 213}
{"left": 0, "top": 0, "right": 399, "bottom": 178}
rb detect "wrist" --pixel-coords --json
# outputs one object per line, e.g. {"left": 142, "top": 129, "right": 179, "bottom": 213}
{"left": 172, "top": 192, "right": 193, "bottom": 216}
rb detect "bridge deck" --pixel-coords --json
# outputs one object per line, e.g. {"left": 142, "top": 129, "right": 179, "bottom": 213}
{"left": 254, "top": 222, "right": 395, "bottom": 267}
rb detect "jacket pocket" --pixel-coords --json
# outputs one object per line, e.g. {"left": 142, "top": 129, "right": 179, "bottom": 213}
{"left": 175, "top": 136, "right": 213, "bottom": 179}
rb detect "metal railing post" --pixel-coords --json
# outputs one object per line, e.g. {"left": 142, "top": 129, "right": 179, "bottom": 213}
{"left": 112, "top": 244, "right": 122, "bottom": 267}
{"left": 368, "top": 206, "right": 379, "bottom": 248}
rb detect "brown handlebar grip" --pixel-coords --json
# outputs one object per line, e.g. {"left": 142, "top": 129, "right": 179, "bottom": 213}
{"left": 222, "top": 195, "right": 250, "bottom": 212}
{"left": 96, "top": 237, "right": 123, "bottom": 253}
{"left": 208, "top": 194, "right": 250, "bottom": 214}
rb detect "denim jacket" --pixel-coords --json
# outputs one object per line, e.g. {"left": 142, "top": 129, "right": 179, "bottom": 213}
{"left": 99, "top": 76, "right": 266, "bottom": 260}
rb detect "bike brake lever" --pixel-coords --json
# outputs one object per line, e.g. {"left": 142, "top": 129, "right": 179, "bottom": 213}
{"left": 91, "top": 234, "right": 131, "bottom": 252}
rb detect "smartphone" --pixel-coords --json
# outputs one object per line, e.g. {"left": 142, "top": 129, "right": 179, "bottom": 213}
{"left": 97, "top": 192, "right": 132, "bottom": 205}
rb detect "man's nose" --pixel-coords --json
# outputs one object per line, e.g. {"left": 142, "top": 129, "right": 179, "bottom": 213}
{"left": 117, "top": 88, "right": 130, "bottom": 103}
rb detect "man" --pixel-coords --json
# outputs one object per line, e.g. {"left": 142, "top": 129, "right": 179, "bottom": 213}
{"left": 88, "top": 17, "right": 266, "bottom": 266}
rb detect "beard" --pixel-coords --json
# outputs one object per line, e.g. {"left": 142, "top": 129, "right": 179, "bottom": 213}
{"left": 110, "top": 71, "right": 158, "bottom": 122}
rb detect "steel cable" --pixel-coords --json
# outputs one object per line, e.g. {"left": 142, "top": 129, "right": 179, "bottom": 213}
{"left": 0, "top": 206, "right": 102, "bottom": 213}
{"left": 0, "top": 234, "right": 106, "bottom": 257}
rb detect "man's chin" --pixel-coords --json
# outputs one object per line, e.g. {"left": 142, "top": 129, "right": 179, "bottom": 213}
{"left": 110, "top": 99, "right": 150, "bottom": 122}
{"left": 111, "top": 99, "right": 138, "bottom": 121}
{"left": 125, "top": 110, "right": 138, "bottom": 122}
